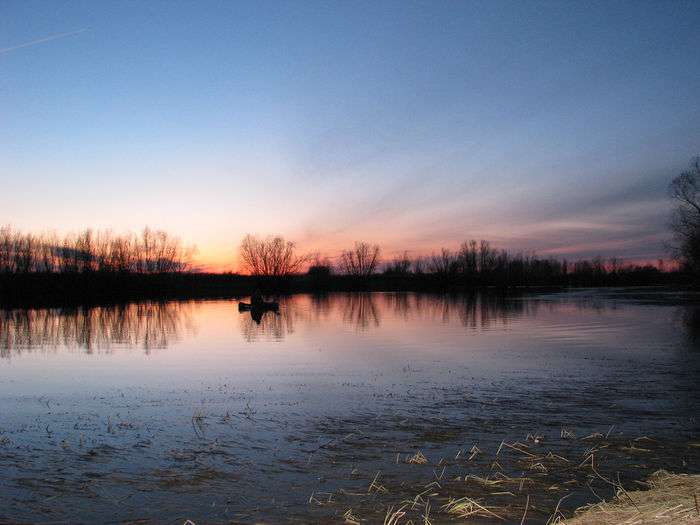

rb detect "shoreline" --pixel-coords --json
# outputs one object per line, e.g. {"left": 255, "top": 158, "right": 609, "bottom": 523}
{"left": 0, "top": 272, "right": 689, "bottom": 308}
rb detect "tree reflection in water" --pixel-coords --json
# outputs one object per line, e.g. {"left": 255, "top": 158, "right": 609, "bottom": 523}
{"left": 6, "top": 292, "right": 690, "bottom": 354}
{"left": 0, "top": 302, "right": 194, "bottom": 357}
{"left": 239, "top": 307, "right": 293, "bottom": 342}
{"left": 341, "top": 293, "right": 381, "bottom": 331}
{"left": 236, "top": 292, "right": 534, "bottom": 341}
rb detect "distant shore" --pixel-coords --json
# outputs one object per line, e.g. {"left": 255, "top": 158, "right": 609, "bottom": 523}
{"left": 0, "top": 270, "right": 689, "bottom": 307}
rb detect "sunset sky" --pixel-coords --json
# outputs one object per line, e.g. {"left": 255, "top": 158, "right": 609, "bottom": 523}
{"left": 2, "top": 1, "right": 700, "bottom": 271}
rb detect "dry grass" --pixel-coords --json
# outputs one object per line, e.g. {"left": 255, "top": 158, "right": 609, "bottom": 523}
{"left": 368, "top": 471, "right": 388, "bottom": 495}
{"left": 561, "top": 470, "right": 700, "bottom": 525}
{"left": 343, "top": 508, "right": 361, "bottom": 524}
{"left": 306, "top": 427, "right": 700, "bottom": 525}
{"left": 442, "top": 495, "right": 505, "bottom": 521}
{"left": 406, "top": 450, "right": 429, "bottom": 465}
{"left": 384, "top": 504, "right": 407, "bottom": 525}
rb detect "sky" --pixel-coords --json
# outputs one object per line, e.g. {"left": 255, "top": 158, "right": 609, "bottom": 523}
{"left": 1, "top": 1, "right": 699, "bottom": 271}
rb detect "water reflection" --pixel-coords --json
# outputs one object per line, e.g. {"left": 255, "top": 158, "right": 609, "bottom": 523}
{"left": 239, "top": 308, "right": 294, "bottom": 342}
{"left": 409, "top": 292, "right": 533, "bottom": 328}
{"left": 342, "top": 293, "right": 381, "bottom": 330}
{"left": 681, "top": 305, "right": 700, "bottom": 346}
{"left": 249, "top": 293, "right": 540, "bottom": 338}
{"left": 238, "top": 292, "right": 533, "bottom": 341}
{"left": 1, "top": 293, "right": 698, "bottom": 524}
{"left": 0, "top": 302, "right": 194, "bottom": 356}
{"left": 2, "top": 291, "right": 700, "bottom": 355}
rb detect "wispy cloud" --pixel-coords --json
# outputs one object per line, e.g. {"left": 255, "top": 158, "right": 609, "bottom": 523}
{"left": 0, "top": 28, "right": 89, "bottom": 56}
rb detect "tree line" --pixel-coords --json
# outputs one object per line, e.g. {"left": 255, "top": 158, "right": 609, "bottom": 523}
{"left": 239, "top": 235, "right": 668, "bottom": 286}
{"left": 0, "top": 226, "right": 194, "bottom": 274}
{"left": 0, "top": 225, "right": 672, "bottom": 286}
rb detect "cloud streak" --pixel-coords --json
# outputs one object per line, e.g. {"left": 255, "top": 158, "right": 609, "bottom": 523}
{"left": 0, "top": 28, "right": 89, "bottom": 56}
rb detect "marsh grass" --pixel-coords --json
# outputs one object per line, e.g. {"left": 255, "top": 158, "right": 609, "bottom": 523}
{"left": 310, "top": 426, "right": 700, "bottom": 525}
{"left": 442, "top": 495, "right": 506, "bottom": 520}
{"left": 384, "top": 504, "right": 408, "bottom": 525}
{"left": 343, "top": 508, "right": 361, "bottom": 524}
{"left": 406, "top": 451, "right": 429, "bottom": 465}
{"left": 368, "top": 471, "right": 388, "bottom": 495}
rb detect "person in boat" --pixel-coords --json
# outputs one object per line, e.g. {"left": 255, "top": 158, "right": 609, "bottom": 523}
{"left": 241, "top": 290, "right": 278, "bottom": 311}
{"left": 251, "top": 289, "right": 264, "bottom": 308}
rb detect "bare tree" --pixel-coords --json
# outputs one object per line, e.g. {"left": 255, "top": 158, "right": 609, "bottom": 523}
{"left": 478, "top": 240, "right": 497, "bottom": 274}
{"left": 0, "top": 226, "right": 193, "bottom": 274}
{"left": 384, "top": 251, "right": 412, "bottom": 275}
{"left": 458, "top": 240, "right": 478, "bottom": 275}
{"left": 339, "top": 241, "right": 381, "bottom": 277}
{"left": 427, "top": 248, "right": 457, "bottom": 277}
{"left": 669, "top": 157, "right": 700, "bottom": 271}
{"left": 412, "top": 256, "right": 426, "bottom": 275}
{"left": 239, "top": 234, "right": 309, "bottom": 276}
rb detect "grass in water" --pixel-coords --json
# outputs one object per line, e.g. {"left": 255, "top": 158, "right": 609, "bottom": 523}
{"left": 406, "top": 450, "right": 429, "bottom": 465}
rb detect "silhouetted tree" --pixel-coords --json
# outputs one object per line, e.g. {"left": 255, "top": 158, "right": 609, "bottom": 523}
{"left": 0, "top": 226, "right": 193, "bottom": 274}
{"left": 0, "top": 225, "right": 673, "bottom": 289}
{"left": 412, "top": 256, "right": 426, "bottom": 275}
{"left": 384, "top": 251, "right": 412, "bottom": 276}
{"left": 239, "top": 234, "right": 309, "bottom": 276}
{"left": 427, "top": 248, "right": 458, "bottom": 278}
{"left": 459, "top": 240, "right": 479, "bottom": 277}
{"left": 339, "top": 242, "right": 381, "bottom": 277}
{"left": 669, "top": 157, "right": 700, "bottom": 273}
{"left": 478, "top": 240, "right": 496, "bottom": 274}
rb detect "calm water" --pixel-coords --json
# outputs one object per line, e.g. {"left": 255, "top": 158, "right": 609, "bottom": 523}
{"left": 0, "top": 289, "right": 698, "bottom": 524}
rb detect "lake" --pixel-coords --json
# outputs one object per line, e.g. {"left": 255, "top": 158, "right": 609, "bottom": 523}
{"left": 1, "top": 289, "right": 698, "bottom": 524}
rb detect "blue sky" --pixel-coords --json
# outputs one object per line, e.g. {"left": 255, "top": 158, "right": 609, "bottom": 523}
{"left": 1, "top": 0, "right": 699, "bottom": 269}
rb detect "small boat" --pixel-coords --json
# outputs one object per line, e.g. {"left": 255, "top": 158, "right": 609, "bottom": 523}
{"left": 238, "top": 300, "right": 279, "bottom": 312}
